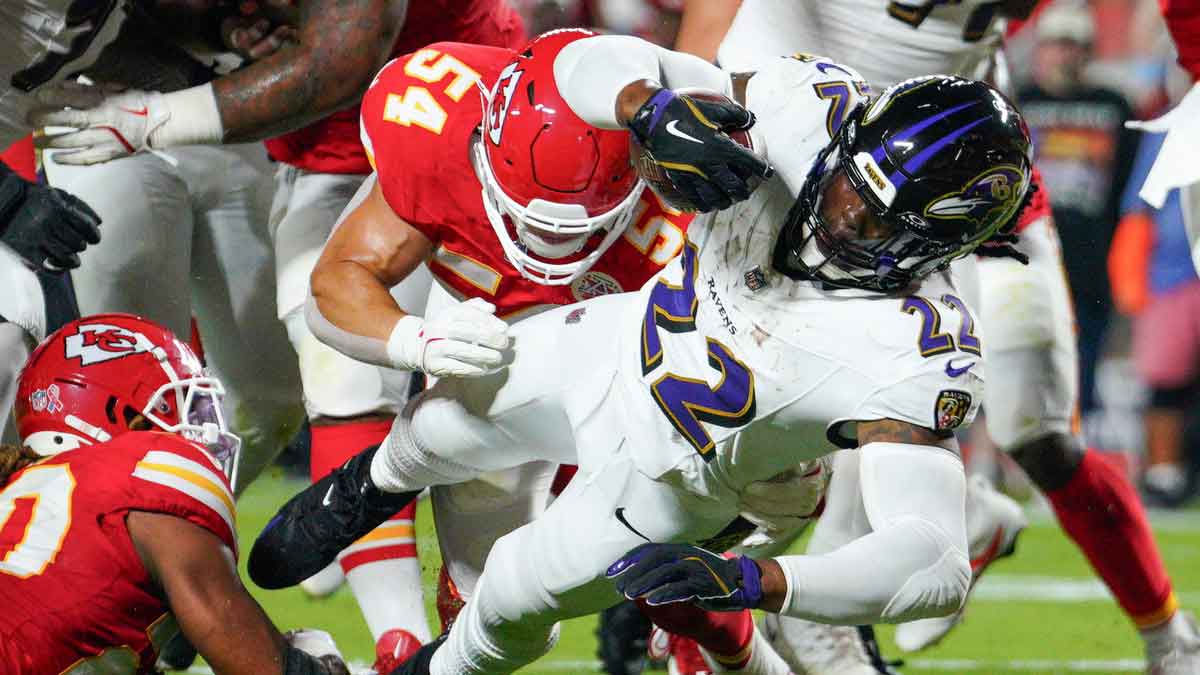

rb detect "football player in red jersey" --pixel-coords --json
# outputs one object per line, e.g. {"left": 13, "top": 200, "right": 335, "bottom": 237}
{"left": 0, "top": 314, "right": 350, "bottom": 675}
{"left": 30, "top": 0, "right": 528, "bottom": 654}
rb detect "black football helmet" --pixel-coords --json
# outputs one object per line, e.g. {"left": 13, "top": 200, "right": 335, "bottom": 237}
{"left": 773, "top": 75, "right": 1033, "bottom": 292}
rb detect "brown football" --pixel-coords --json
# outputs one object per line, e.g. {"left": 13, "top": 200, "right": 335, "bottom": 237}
{"left": 629, "top": 89, "right": 760, "bottom": 213}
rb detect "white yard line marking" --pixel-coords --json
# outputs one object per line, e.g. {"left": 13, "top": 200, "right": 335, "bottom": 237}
{"left": 975, "top": 574, "right": 1200, "bottom": 605}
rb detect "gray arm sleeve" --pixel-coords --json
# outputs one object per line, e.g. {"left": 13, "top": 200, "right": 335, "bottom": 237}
{"left": 774, "top": 442, "right": 970, "bottom": 625}
{"left": 304, "top": 296, "right": 392, "bottom": 368}
{"left": 554, "top": 35, "right": 732, "bottom": 129}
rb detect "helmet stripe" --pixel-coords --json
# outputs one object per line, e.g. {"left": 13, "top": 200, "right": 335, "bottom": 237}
{"left": 869, "top": 100, "right": 980, "bottom": 167}
{"left": 889, "top": 116, "right": 991, "bottom": 187}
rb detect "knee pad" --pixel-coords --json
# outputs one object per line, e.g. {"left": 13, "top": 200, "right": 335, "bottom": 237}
{"left": 880, "top": 516, "right": 970, "bottom": 623}
{"left": 282, "top": 309, "right": 410, "bottom": 420}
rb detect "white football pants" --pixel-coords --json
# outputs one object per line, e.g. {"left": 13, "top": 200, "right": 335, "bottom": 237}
{"left": 269, "top": 167, "right": 432, "bottom": 422}
{"left": 44, "top": 144, "right": 305, "bottom": 490}
{"left": 379, "top": 293, "right": 739, "bottom": 674}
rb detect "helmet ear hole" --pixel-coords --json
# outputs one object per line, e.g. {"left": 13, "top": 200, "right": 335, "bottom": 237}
{"left": 123, "top": 406, "right": 152, "bottom": 431}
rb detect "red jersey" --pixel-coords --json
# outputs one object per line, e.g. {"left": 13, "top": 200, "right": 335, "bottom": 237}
{"left": 360, "top": 41, "right": 693, "bottom": 319}
{"left": 264, "top": 0, "right": 526, "bottom": 175}
{"left": 1015, "top": 165, "right": 1051, "bottom": 231}
{"left": 1162, "top": 0, "right": 1200, "bottom": 80}
{"left": 0, "top": 432, "right": 237, "bottom": 674}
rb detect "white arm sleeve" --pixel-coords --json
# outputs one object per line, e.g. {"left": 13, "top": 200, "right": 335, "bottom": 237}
{"left": 554, "top": 35, "right": 732, "bottom": 129}
{"left": 774, "top": 442, "right": 970, "bottom": 625}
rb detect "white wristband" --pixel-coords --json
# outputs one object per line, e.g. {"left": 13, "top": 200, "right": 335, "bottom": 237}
{"left": 385, "top": 314, "right": 426, "bottom": 372}
{"left": 148, "top": 83, "right": 224, "bottom": 148}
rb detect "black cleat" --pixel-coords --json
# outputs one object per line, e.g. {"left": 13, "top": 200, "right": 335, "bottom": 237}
{"left": 386, "top": 634, "right": 446, "bottom": 675}
{"left": 596, "top": 600, "right": 650, "bottom": 675}
{"left": 248, "top": 445, "right": 418, "bottom": 589}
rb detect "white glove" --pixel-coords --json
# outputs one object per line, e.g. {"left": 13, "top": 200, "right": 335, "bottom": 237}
{"left": 387, "top": 297, "right": 511, "bottom": 377}
{"left": 29, "top": 82, "right": 171, "bottom": 165}
{"left": 283, "top": 629, "right": 349, "bottom": 675}
{"left": 737, "top": 456, "right": 831, "bottom": 535}
{"left": 1125, "top": 82, "right": 1200, "bottom": 209}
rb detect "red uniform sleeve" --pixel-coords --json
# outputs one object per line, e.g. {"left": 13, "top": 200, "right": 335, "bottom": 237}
{"left": 360, "top": 42, "right": 515, "bottom": 242}
{"left": 1161, "top": 0, "right": 1200, "bottom": 81}
{"left": 121, "top": 433, "right": 239, "bottom": 556}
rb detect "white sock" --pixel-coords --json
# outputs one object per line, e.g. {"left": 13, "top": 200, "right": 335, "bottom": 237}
{"left": 338, "top": 513, "right": 431, "bottom": 643}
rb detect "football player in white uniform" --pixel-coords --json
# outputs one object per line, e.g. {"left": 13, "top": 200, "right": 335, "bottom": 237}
{"left": 681, "top": 2, "right": 1200, "bottom": 671}
{"left": 247, "top": 35, "right": 1034, "bottom": 675}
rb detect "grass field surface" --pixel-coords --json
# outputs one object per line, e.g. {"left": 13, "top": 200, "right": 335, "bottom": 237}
{"left": 218, "top": 469, "right": 1200, "bottom": 675}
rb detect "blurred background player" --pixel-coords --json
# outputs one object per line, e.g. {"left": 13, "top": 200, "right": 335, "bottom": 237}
{"left": 1017, "top": 5, "right": 1138, "bottom": 420}
{"left": 0, "top": 313, "right": 350, "bottom": 675}
{"left": 674, "top": 1, "right": 1198, "bottom": 673}
{"left": 1112, "top": 68, "right": 1200, "bottom": 507}
{"left": 28, "top": 0, "right": 527, "bottom": 659}
{"left": 39, "top": 2, "right": 306, "bottom": 492}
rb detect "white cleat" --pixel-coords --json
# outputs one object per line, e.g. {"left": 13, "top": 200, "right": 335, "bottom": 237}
{"left": 761, "top": 614, "right": 884, "bottom": 675}
{"left": 893, "top": 475, "right": 1027, "bottom": 653}
{"left": 1146, "top": 611, "right": 1200, "bottom": 675}
{"left": 299, "top": 560, "right": 345, "bottom": 598}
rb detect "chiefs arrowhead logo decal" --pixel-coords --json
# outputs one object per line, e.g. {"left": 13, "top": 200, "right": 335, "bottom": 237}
{"left": 64, "top": 323, "right": 157, "bottom": 366}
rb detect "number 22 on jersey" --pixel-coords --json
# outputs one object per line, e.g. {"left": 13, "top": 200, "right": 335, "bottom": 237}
{"left": 0, "top": 465, "right": 74, "bottom": 578}
{"left": 641, "top": 244, "right": 756, "bottom": 459}
{"left": 382, "top": 48, "right": 482, "bottom": 134}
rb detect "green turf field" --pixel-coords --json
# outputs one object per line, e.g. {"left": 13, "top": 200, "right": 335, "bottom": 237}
{"left": 226, "top": 469, "right": 1200, "bottom": 675}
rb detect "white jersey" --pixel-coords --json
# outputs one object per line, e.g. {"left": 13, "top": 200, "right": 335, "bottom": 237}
{"left": 717, "top": 0, "right": 1005, "bottom": 87}
{"left": 0, "top": 0, "right": 128, "bottom": 146}
{"left": 611, "top": 56, "right": 984, "bottom": 493}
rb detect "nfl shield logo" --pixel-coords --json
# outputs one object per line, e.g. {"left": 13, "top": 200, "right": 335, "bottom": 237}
{"left": 934, "top": 390, "right": 972, "bottom": 431}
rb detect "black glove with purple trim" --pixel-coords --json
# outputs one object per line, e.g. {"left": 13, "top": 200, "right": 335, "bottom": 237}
{"left": 606, "top": 543, "right": 764, "bottom": 612}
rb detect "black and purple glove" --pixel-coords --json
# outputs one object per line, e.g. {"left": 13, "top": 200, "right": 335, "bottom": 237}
{"left": 626, "top": 88, "right": 772, "bottom": 213}
{"left": 606, "top": 543, "right": 764, "bottom": 612}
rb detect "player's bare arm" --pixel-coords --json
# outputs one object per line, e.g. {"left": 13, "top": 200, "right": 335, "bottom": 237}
{"left": 30, "top": 0, "right": 407, "bottom": 162}
{"left": 310, "top": 179, "right": 433, "bottom": 343}
{"left": 305, "top": 178, "right": 509, "bottom": 377}
{"left": 213, "top": 0, "right": 406, "bottom": 142}
{"left": 127, "top": 511, "right": 348, "bottom": 674}
{"left": 674, "top": 0, "right": 742, "bottom": 62}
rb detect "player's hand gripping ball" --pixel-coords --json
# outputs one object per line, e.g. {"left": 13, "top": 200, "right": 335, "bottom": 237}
{"left": 627, "top": 89, "right": 771, "bottom": 213}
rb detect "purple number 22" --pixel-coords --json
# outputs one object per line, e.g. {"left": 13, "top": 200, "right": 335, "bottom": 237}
{"left": 901, "top": 294, "right": 981, "bottom": 357}
{"left": 641, "top": 243, "right": 756, "bottom": 459}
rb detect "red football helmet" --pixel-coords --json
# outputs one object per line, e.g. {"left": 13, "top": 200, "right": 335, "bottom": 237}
{"left": 13, "top": 313, "right": 241, "bottom": 482}
{"left": 476, "top": 28, "right": 644, "bottom": 285}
